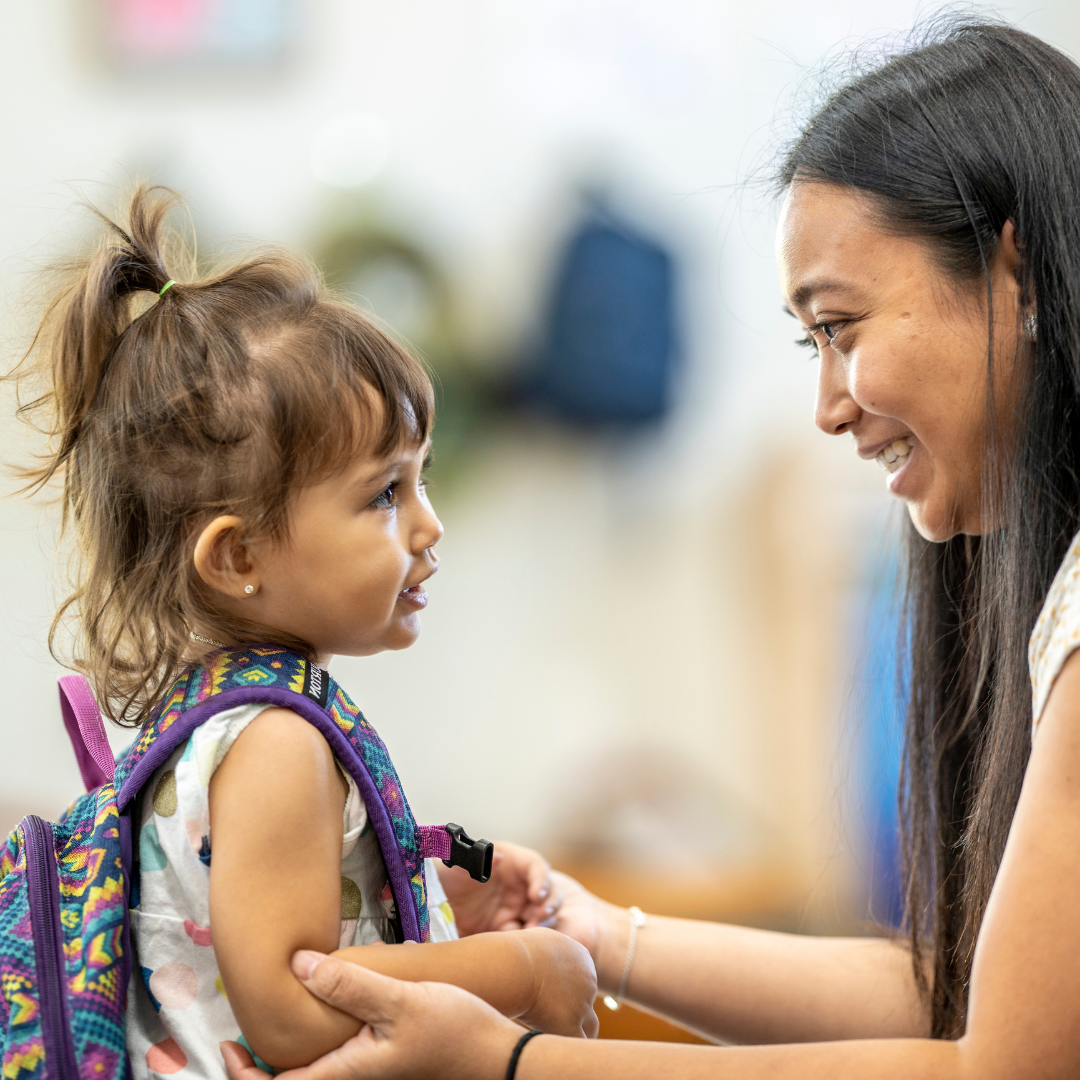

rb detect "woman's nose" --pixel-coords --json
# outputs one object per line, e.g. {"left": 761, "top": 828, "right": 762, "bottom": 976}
{"left": 814, "top": 351, "right": 860, "bottom": 436}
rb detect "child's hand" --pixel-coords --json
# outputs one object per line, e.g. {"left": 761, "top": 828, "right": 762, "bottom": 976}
{"left": 517, "top": 927, "right": 599, "bottom": 1039}
{"left": 437, "top": 842, "right": 561, "bottom": 935}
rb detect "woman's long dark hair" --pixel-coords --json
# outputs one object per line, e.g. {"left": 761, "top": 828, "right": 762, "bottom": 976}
{"left": 780, "top": 20, "right": 1080, "bottom": 1037}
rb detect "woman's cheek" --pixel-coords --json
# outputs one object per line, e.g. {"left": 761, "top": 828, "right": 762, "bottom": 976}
{"left": 849, "top": 342, "right": 915, "bottom": 415}
{"left": 846, "top": 356, "right": 880, "bottom": 413}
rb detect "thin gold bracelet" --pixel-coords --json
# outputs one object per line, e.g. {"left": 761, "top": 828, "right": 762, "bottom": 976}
{"left": 602, "top": 906, "right": 647, "bottom": 1011}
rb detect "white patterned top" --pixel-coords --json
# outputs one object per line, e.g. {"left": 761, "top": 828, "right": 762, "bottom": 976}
{"left": 126, "top": 703, "right": 456, "bottom": 1079}
{"left": 1029, "top": 531, "right": 1080, "bottom": 732}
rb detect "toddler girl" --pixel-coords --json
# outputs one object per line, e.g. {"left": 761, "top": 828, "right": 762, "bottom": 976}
{"left": 17, "top": 187, "right": 597, "bottom": 1077}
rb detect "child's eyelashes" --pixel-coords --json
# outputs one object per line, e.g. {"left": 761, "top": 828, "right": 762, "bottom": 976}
{"left": 370, "top": 483, "right": 398, "bottom": 510}
{"left": 368, "top": 454, "right": 433, "bottom": 509}
{"left": 369, "top": 477, "right": 428, "bottom": 510}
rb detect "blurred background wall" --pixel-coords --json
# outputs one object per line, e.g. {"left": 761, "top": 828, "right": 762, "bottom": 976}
{"left": 3, "top": 0, "right": 1079, "bottom": 989}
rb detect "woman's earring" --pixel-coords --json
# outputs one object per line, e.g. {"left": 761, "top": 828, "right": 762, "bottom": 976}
{"left": 244, "top": 584, "right": 255, "bottom": 595}
{"left": 1025, "top": 313, "right": 1038, "bottom": 341}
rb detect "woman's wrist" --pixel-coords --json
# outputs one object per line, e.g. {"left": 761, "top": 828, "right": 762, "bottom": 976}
{"left": 490, "top": 1024, "right": 534, "bottom": 1080}
{"left": 593, "top": 901, "right": 634, "bottom": 995}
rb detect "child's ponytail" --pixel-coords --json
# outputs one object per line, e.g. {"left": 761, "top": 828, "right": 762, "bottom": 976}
{"left": 28, "top": 187, "right": 181, "bottom": 493}
{"left": 12, "top": 184, "right": 432, "bottom": 725}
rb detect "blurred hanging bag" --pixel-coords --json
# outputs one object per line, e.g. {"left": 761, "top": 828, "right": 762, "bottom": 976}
{"left": 0, "top": 647, "right": 492, "bottom": 1080}
{"left": 521, "top": 200, "right": 679, "bottom": 427}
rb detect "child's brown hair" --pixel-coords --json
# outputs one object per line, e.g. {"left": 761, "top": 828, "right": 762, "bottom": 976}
{"left": 14, "top": 184, "right": 433, "bottom": 726}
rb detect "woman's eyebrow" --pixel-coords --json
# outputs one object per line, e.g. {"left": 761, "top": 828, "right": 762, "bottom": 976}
{"left": 787, "top": 278, "right": 861, "bottom": 311}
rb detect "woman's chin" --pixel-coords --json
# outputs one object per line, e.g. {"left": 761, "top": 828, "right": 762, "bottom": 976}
{"left": 906, "top": 502, "right": 958, "bottom": 543}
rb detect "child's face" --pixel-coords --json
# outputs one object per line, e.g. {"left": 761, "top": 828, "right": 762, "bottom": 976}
{"left": 246, "top": 438, "right": 441, "bottom": 662}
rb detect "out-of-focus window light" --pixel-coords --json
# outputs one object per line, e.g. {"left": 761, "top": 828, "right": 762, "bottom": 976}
{"left": 348, "top": 255, "right": 434, "bottom": 343}
{"left": 101, "top": 0, "right": 294, "bottom": 68}
{"left": 310, "top": 112, "right": 390, "bottom": 189}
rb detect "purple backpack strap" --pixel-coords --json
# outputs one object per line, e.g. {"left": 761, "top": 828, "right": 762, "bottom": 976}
{"left": 56, "top": 668, "right": 496, "bottom": 878}
{"left": 418, "top": 825, "right": 451, "bottom": 860}
{"left": 58, "top": 674, "right": 115, "bottom": 791}
{"left": 418, "top": 823, "right": 493, "bottom": 883}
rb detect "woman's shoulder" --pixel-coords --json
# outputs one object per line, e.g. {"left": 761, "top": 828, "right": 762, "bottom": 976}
{"left": 1029, "top": 530, "right": 1080, "bottom": 729}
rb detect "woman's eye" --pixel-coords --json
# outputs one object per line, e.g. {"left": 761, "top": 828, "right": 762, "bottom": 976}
{"left": 370, "top": 484, "right": 397, "bottom": 509}
{"left": 797, "top": 321, "right": 844, "bottom": 351}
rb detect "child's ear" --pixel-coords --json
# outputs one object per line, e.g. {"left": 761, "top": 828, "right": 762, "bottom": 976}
{"left": 193, "top": 516, "right": 258, "bottom": 600}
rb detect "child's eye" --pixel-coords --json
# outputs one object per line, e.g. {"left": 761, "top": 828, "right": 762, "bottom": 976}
{"left": 370, "top": 484, "right": 397, "bottom": 510}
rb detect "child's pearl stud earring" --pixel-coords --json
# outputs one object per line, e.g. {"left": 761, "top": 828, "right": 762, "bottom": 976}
{"left": 245, "top": 584, "right": 254, "bottom": 595}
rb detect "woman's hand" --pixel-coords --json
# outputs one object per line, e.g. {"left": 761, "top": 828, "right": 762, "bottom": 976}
{"left": 437, "top": 841, "right": 561, "bottom": 934}
{"left": 221, "top": 952, "right": 524, "bottom": 1080}
{"left": 517, "top": 928, "right": 599, "bottom": 1038}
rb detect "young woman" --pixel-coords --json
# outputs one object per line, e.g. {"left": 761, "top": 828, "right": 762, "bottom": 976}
{"left": 222, "top": 19, "right": 1080, "bottom": 1080}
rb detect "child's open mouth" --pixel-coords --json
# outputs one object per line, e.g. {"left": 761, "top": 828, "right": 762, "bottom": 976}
{"left": 398, "top": 584, "right": 428, "bottom": 608}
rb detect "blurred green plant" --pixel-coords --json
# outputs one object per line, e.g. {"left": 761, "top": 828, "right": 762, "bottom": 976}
{"left": 316, "top": 211, "right": 503, "bottom": 493}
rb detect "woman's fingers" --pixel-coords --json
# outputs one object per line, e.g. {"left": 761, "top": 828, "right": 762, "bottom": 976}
{"left": 220, "top": 1041, "right": 270, "bottom": 1080}
{"left": 524, "top": 847, "right": 553, "bottom": 905}
{"left": 292, "top": 951, "right": 398, "bottom": 1023}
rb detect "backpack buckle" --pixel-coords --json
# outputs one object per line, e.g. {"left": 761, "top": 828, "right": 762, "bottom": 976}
{"left": 444, "top": 823, "right": 494, "bottom": 883}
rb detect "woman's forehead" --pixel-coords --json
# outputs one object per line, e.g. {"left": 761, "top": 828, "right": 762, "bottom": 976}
{"left": 777, "top": 182, "right": 924, "bottom": 313}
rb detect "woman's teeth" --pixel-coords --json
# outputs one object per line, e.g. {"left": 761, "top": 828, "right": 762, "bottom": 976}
{"left": 876, "top": 436, "right": 915, "bottom": 474}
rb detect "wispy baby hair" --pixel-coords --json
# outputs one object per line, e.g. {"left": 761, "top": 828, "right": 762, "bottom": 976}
{"left": 15, "top": 184, "right": 433, "bottom": 726}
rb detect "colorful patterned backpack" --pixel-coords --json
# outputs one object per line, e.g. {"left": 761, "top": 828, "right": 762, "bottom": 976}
{"left": 0, "top": 646, "right": 493, "bottom": 1080}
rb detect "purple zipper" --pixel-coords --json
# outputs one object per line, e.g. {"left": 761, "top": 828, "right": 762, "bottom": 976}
{"left": 23, "top": 816, "right": 79, "bottom": 1080}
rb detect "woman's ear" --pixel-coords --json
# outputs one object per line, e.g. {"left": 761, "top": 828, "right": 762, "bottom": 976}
{"left": 998, "top": 220, "right": 1039, "bottom": 334}
{"left": 193, "top": 516, "right": 259, "bottom": 600}
{"left": 998, "top": 219, "right": 1026, "bottom": 289}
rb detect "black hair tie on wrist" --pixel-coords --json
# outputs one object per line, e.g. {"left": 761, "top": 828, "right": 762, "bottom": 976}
{"left": 505, "top": 1029, "right": 543, "bottom": 1080}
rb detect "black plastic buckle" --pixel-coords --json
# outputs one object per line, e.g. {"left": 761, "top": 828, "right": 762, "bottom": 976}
{"left": 443, "top": 823, "right": 494, "bottom": 883}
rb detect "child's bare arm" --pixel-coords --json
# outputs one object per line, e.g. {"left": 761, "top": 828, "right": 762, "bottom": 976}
{"left": 334, "top": 927, "right": 598, "bottom": 1038}
{"left": 209, "top": 709, "right": 596, "bottom": 1072}
{"left": 209, "top": 708, "right": 358, "bottom": 1070}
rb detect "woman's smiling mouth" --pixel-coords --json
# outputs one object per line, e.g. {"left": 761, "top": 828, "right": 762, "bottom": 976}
{"left": 877, "top": 435, "right": 915, "bottom": 474}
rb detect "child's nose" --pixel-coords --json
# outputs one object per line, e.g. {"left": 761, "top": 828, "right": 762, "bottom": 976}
{"left": 414, "top": 506, "right": 444, "bottom": 555}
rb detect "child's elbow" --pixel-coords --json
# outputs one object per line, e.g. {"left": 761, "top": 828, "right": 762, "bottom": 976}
{"left": 230, "top": 976, "right": 360, "bottom": 1070}
{"left": 240, "top": 1026, "right": 309, "bottom": 1072}
{"left": 240, "top": 1016, "right": 349, "bottom": 1072}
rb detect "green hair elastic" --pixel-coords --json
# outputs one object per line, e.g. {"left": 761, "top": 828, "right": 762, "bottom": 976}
{"left": 158, "top": 279, "right": 176, "bottom": 297}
